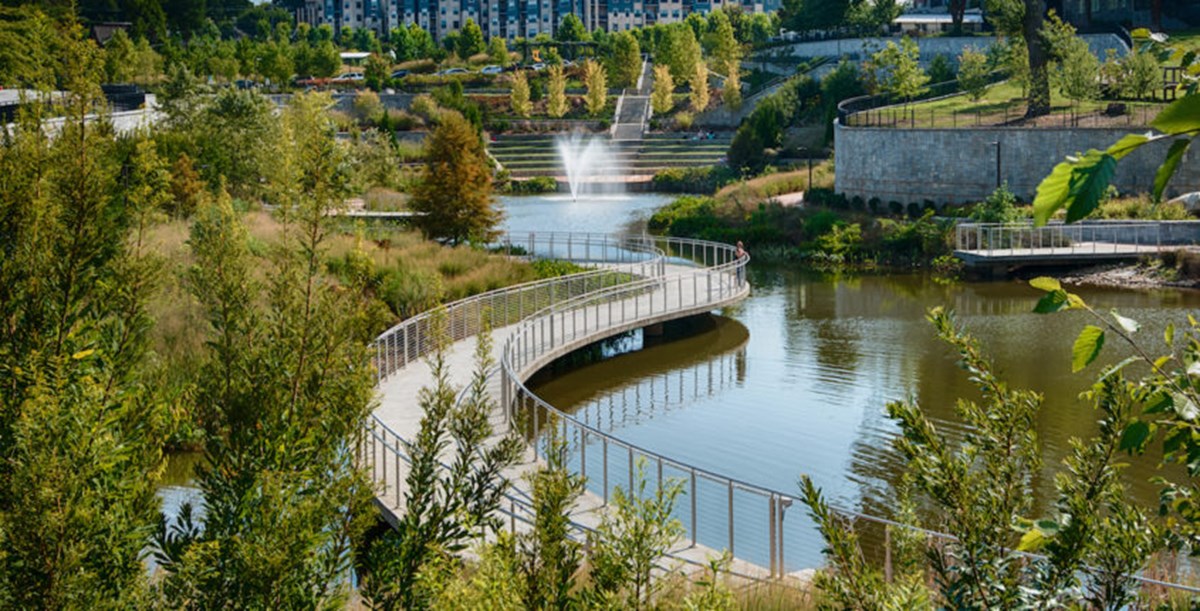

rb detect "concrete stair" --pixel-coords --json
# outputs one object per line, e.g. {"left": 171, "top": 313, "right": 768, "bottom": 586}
{"left": 490, "top": 132, "right": 732, "bottom": 179}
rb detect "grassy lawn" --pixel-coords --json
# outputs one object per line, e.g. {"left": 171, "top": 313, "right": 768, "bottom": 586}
{"left": 1163, "top": 28, "right": 1200, "bottom": 57}
{"left": 849, "top": 80, "right": 1166, "bottom": 128}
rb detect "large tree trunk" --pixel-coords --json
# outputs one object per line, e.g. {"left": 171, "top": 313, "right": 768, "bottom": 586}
{"left": 950, "top": 0, "right": 966, "bottom": 33}
{"left": 1023, "top": 0, "right": 1051, "bottom": 118}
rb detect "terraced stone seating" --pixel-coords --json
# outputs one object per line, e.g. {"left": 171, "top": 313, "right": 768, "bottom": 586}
{"left": 489, "top": 132, "right": 733, "bottom": 179}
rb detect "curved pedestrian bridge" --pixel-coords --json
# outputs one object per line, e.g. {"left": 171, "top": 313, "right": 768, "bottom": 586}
{"left": 363, "top": 232, "right": 774, "bottom": 578}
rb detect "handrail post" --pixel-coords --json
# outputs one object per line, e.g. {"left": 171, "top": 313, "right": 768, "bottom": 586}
{"left": 769, "top": 494, "right": 777, "bottom": 578}
{"left": 728, "top": 481, "right": 735, "bottom": 557}
{"left": 690, "top": 468, "right": 697, "bottom": 547}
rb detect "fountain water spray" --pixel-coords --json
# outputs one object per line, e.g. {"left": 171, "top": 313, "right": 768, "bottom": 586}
{"left": 556, "top": 132, "right": 620, "bottom": 200}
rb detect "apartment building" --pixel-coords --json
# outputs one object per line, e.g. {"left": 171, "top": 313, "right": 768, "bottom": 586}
{"left": 297, "top": 0, "right": 773, "bottom": 42}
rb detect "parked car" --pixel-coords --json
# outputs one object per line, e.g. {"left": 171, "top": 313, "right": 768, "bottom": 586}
{"left": 390, "top": 69, "right": 410, "bottom": 79}
{"left": 480, "top": 65, "right": 503, "bottom": 75}
{"left": 334, "top": 72, "right": 364, "bottom": 82}
{"left": 530, "top": 62, "right": 546, "bottom": 71}
{"left": 436, "top": 67, "right": 471, "bottom": 76}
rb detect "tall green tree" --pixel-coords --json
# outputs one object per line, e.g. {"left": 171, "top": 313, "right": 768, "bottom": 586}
{"left": 869, "top": 37, "right": 929, "bottom": 103}
{"left": 584, "top": 59, "right": 608, "bottom": 116}
{"left": 0, "top": 25, "right": 166, "bottom": 608}
{"left": 154, "top": 93, "right": 376, "bottom": 608}
{"left": 957, "top": 47, "right": 991, "bottom": 101}
{"left": 410, "top": 112, "right": 500, "bottom": 244}
{"left": 547, "top": 64, "right": 568, "bottom": 118}
{"left": 689, "top": 60, "right": 709, "bottom": 112}
{"left": 458, "top": 19, "right": 485, "bottom": 58}
{"left": 488, "top": 35, "right": 511, "bottom": 66}
{"left": 510, "top": 69, "right": 532, "bottom": 117}
{"left": 608, "top": 31, "right": 641, "bottom": 89}
{"left": 651, "top": 64, "right": 674, "bottom": 115}
{"left": 359, "top": 323, "right": 522, "bottom": 609}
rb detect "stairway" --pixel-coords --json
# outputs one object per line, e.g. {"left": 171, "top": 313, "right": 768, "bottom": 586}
{"left": 489, "top": 132, "right": 733, "bottom": 180}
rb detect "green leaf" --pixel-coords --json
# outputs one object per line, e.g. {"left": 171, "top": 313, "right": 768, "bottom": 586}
{"left": 1072, "top": 325, "right": 1105, "bottom": 372}
{"left": 1130, "top": 27, "right": 1151, "bottom": 39}
{"left": 1144, "top": 392, "right": 1173, "bottom": 415}
{"left": 1029, "top": 276, "right": 1061, "bottom": 292}
{"left": 1065, "top": 154, "right": 1118, "bottom": 224}
{"left": 1106, "top": 133, "right": 1149, "bottom": 160}
{"left": 1153, "top": 138, "right": 1190, "bottom": 203}
{"left": 1035, "top": 519, "right": 1061, "bottom": 534}
{"left": 1033, "top": 151, "right": 1117, "bottom": 226}
{"left": 1151, "top": 95, "right": 1200, "bottom": 135}
{"left": 1119, "top": 421, "right": 1152, "bottom": 453}
{"left": 1173, "top": 392, "right": 1199, "bottom": 421}
{"left": 1018, "top": 528, "right": 1047, "bottom": 552}
{"left": 1098, "top": 356, "right": 1139, "bottom": 383}
{"left": 1033, "top": 290, "right": 1070, "bottom": 313}
{"left": 1110, "top": 309, "right": 1141, "bottom": 334}
{"left": 1166, "top": 323, "right": 1176, "bottom": 347}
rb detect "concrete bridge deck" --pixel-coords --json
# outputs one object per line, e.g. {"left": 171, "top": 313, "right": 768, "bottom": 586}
{"left": 363, "top": 233, "right": 794, "bottom": 582}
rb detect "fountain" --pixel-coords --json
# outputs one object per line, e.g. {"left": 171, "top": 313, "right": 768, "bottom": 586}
{"left": 556, "top": 132, "right": 620, "bottom": 200}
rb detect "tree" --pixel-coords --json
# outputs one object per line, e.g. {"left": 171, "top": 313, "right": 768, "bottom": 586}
{"left": 458, "top": 19, "right": 485, "bottom": 58}
{"left": 510, "top": 69, "right": 532, "bottom": 117}
{"left": 556, "top": 13, "right": 589, "bottom": 50}
{"left": 1119, "top": 49, "right": 1159, "bottom": 100}
{"left": 1032, "top": 38, "right": 1199, "bottom": 222}
{"left": 547, "top": 64, "right": 568, "bottom": 118}
{"left": 359, "top": 323, "right": 522, "bottom": 609}
{"left": 779, "top": 0, "right": 851, "bottom": 32}
{"left": 651, "top": 64, "right": 674, "bottom": 115}
{"left": 584, "top": 59, "right": 608, "bottom": 116}
{"left": 927, "top": 53, "right": 955, "bottom": 84}
{"left": 703, "top": 10, "right": 742, "bottom": 71}
{"left": 689, "top": 60, "right": 709, "bottom": 112}
{"left": 0, "top": 32, "right": 165, "bottom": 607}
{"left": 586, "top": 460, "right": 685, "bottom": 608}
{"left": 168, "top": 153, "right": 205, "bottom": 218}
{"left": 657, "top": 24, "right": 700, "bottom": 83}
{"left": 365, "top": 52, "right": 391, "bottom": 91}
{"left": 870, "top": 37, "right": 929, "bottom": 102}
{"left": 957, "top": 47, "right": 991, "bottom": 101}
{"left": 155, "top": 93, "right": 376, "bottom": 608}
{"left": 488, "top": 35, "right": 510, "bottom": 66}
{"left": 722, "top": 59, "right": 742, "bottom": 109}
{"left": 608, "top": 31, "right": 641, "bottom": 89}
{"left": 390, "top": 24, "right": 413, "bottom": 61}
{"left": 803, "top": 307, "right": 1157, "bottom": 609}
{"left": 1055, "top": 37, "right": 1100, "bottom": 113}
{"left": 1023, "top": 0, "right": 1052, "bottom": 116}
{"left": 410, "top": 113, "right": 500, "bottom": 244}
{"left": 104, "top": 28, "right": 136, "bottom": 82}
{"left": 310, "top": 39, "right": 341, "bottom": 77}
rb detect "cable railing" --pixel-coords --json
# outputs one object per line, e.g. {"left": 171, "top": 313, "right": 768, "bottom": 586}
{"left": 955, "top": 221, "right": 1166, "bottom": 256}
{"left": 371, "top": 232, "right": 665, "bottom": 383}
{"left": 362, "top": 230, "right": 1200, "bottom": 597}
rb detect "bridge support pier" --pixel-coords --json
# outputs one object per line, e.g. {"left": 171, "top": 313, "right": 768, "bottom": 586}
{"left": 643, "top": 322, "right": 664, "bottom": 337}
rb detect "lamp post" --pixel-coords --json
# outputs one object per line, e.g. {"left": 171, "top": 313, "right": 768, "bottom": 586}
{"left": 800, "top": 147, "right": 812, "bottom": 189}
{"left": 992, "top": 140, "right": 1002, "bottom": 189}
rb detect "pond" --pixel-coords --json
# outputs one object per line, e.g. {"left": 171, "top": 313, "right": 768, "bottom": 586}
{"left": 504, "top": 194, "right": 1200, "bottom": 571}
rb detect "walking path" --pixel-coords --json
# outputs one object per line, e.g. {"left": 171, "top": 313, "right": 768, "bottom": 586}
{"left": 362, "top": 233, "right": 795, "bottom": 581}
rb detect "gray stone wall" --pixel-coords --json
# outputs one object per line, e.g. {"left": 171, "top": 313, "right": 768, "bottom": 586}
{"left": 763, "top": 33, "right": 1126, "bottom": 62}
{"left": 834, "top": 122, "right": 1200, "bottom": 205}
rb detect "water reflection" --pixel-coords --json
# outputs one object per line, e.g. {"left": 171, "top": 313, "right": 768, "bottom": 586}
{"left": 529, "top": 266, "right": 1200, "bottom": 569}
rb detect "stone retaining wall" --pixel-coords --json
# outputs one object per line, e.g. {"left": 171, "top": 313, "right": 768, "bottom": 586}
{"left": 834, "top": 122, "right": 1200, "bottom": 205}
{"left": 762, "top": 33, "right": 1126, "bottom": 62}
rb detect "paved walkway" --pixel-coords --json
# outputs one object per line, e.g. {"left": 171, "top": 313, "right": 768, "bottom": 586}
{"left": 368, "top": 261, "right": 777, "bottom": 579}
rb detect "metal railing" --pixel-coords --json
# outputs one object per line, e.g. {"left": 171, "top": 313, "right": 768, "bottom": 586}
{"left": 371, "top": 232, "right": 664, "bottom": 383}
{"left": 362, "top": 230, "right": 1200, "bottom": 596}
{"left": 955, "top": 221, "right": 1165, "bottom": 256}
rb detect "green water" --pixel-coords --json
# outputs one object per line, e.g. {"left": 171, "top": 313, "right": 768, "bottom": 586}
{"left": 528, "top": 266, "right": 1200, "bottom": 569}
